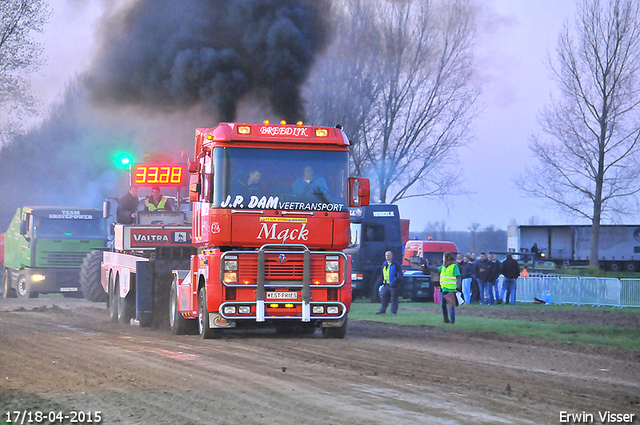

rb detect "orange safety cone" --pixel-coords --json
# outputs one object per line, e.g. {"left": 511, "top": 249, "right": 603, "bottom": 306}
{"left": 521, "top": 268, "right": 529, "bottom": 277}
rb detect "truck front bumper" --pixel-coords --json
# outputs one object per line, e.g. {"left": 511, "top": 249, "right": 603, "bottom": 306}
{"left": 22, "top": 268, "right": 81, "bottom": 294}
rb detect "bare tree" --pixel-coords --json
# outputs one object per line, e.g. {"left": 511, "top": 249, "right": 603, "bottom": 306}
{"left": 0, "top": 0, "right": 50, "bottom": 143}
{"left": 305, "top": 0, "right": 479, "bottom": 203}
{"left": 519, "top": 0, "right": 640, "bottom": 266}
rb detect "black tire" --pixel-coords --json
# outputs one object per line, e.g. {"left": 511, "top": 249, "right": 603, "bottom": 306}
{"left": 109, "top": 273, "right": 118, "bottom": 323}
{"left": 322, "top": 315, "right": 348, "bottom": 339}
{"left": 170, "top": 278, "right": 196, "bottom": 335}
{"left": 610, "top": 262, "right": 621, "bottom": 272}
{"left": 625, "top": 262, "right": 637, "bottom": 272}
{"left": 3, "top": 269, "right": 16, "bottom": 298}
{"left": 369, "top": 274, "right": 383, "bottom": 303}
{"left": 79, "top": 251, "right": 107, "bottom": 302}
{"left": 16, "top": 273, "right": 37, "bottom": 298}
{"left": 198, "top": 287, "right": 221, "bottom": 339}
{"left": 117, "top": 276, "right": 135, "bottom": 325}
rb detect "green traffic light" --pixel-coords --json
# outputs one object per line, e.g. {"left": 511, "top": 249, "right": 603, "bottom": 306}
{"left": 114, "top": 152, "right": 134, "bottom": 168}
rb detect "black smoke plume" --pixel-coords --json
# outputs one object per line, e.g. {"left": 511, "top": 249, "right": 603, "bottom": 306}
{"left": 87, "top": 0, "right": 330, "bottom": 122}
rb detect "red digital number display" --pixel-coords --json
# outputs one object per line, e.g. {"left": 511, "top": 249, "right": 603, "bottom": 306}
{"left": 133, "top": 164, "right": 185, "bottom": 186}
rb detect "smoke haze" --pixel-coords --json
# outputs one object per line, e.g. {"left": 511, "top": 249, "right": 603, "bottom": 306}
{"left": 0, "top": 0, "right": 331, "bottom": 229}
{"left": 87, "top": 0, "right": 330, "bottom": 122}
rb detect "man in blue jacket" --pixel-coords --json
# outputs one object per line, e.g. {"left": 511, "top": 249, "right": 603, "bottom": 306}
{"left": 376, "top": 251, "right": 403, "bottom": 314}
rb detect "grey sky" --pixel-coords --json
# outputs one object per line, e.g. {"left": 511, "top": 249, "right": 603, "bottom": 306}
{"left": 29, "top": 0, "right": 624, "bottom": 233}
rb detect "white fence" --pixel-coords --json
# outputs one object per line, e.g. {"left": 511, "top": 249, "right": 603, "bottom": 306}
{"left": 515, "top": 275, "right": 640, "bottom": 307}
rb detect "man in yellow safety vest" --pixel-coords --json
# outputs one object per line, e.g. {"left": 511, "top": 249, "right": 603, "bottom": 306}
{"left": 436, "top": 252, "right": 461, "bottom": 324}
{"left": 375, "top": 251, "right": 403, "bottom": 315}
{"left": 144, "top": 187, "right": 173, "bottom": 212}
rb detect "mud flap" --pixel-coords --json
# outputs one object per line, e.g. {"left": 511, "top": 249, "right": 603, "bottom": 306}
{"left": 136, "top": 261, "right": 154, "bottom": 327}
{"left": 322, "top": 315, "right": 347, "bottom": 328}
{"left": 208, "top": 312, "right": 236, "bottom": 328}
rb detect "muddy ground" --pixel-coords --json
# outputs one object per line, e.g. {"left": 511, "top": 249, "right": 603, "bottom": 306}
{"left": 0, "top": 298, "right": 638, "bottom": 425}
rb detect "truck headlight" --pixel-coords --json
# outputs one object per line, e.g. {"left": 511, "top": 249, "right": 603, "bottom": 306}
{"left": 223, "top": 306, "right": 236, "bottom": 314}
{"left": 238, "top": 306, "right": 251, "bottom": 314}
{"left": 224, "top": 258, "right": 238, "bottom": 271}
{"left": 31, "top": 274, "right": 46, "bottom": 282}
{"left": 312, "top": 306, "right": 324, "bottom": 314}
{"left": 326, "top": 272, "right": 339, "bottom": 283}
{"left": 325, "top": 260, "right": 339, "bottom": 272}
{"left": 327, "top": 306, "right": 339, "bottom": 314}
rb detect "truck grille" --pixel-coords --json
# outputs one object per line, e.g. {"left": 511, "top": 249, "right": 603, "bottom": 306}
{"left": 236, "top": 254, "right": 325, "bottom": 282}
{"left": 265, "top": 259, "right": 304, "bottom": 279}
{"left": 41, "top": 251, "right": 87, "bottom": 268}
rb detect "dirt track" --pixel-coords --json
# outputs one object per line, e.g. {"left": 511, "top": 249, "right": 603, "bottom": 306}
{"left": 0, "top": 298, "right": 638, "bottom": 425}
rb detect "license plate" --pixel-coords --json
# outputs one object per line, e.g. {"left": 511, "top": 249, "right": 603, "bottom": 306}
{"left": 266, "top": 291, "right": 298, "bottom": 300}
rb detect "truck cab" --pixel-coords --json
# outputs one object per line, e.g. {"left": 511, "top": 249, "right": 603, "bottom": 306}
{"left": 402, "top": 239, "right": 459, "bottom": 301}
{"left": 2, "top": 207, "right": 106, "bottom": 298}
{"left": 345, "top": 204, "right": 403, "bottom": 300}
{"left": 172, "top": 122, "right": 369, "bottom": 338}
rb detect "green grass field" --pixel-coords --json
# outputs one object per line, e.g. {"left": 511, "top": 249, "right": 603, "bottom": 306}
{"left": 349, "top": 300, "right": 640, "bottom": 350}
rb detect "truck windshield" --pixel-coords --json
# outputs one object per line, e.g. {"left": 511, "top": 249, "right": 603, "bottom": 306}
{"left": 212, "top": 147, "right": 349, "bottom": 212}
{"left": 33, "top": 217, "right": 105, "bottom": 239}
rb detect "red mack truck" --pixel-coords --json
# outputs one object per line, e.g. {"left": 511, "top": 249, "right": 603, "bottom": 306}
{"left": 170, "top": 121, "right": 370, "bottom": 338}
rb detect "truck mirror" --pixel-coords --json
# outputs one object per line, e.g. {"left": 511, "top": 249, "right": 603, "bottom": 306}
{"left": 348, "top": 177, "right": 370, "bottom": 207}
{"left": 19, "top": 220, "right": 27, "bottom": 235}
{"left": 188, "top": 160, "right": 200, "bottom": 173}
{"left": 189, "top": 174, "right": 201, "bottom": 202}
{"left": 103, "top": 200, "right": 111, "bottom": 219}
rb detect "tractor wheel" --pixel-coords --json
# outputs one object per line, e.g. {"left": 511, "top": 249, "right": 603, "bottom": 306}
{"left": 79, "top": 251, "right": 107, "bottom": 302}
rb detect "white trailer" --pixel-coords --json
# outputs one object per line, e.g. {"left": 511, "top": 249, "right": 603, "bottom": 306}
{"left": 508, "top": 225, "right": 640, "bottom": 272}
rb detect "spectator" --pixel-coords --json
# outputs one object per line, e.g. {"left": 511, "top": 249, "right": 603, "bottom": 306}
{"left": 475, "top": 252, "right": 490, "bottom": 305}
{"left": 531, "top": 242, "right": 539, "bottom": 266}
{"left": 116, "top": 186, "right": 139, "bottom": 224}
{"left": 500, "top": 254, "right": 520, "bottom": 304}
{"left": 375, "top": 251, "right": 403, "bottom": 315}
{"left": 486, "top": 253, "right": 501, "bottom": 305}
{"left": 437, "top": 252, "right": 461, "bottom": 324}
{"left": 429, "top": 260, "right": 441, "bottom": 289}
{"left": 458, "top": 254, "right": 474, "bottom": 306}
{"left": 468, "top": 252, "right": 480, "bottom": 303}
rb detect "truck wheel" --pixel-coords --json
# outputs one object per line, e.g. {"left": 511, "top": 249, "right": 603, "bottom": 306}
{"left": 198, "top": 287, "right": 221, "bottom": 339}
{"left": 3, "top": 269, "right": 16, "bottom": 298}
{"left": 109, "top": 273, "right": 118, "bottom": 323}
{"left": 170, "top": 278, "right": 196, "bottom": 335}
{"left": 79, "top": 251, "right": 107, "bottom": 302}
{"left": 369, "top": 276, "right": 383, "bottom": 303}
{"left": 610, "top": 262, "right": 621, "bottom": 272}
{"left": 117, "top": 283, "right": 135, "bottom": 325}
{"left": 16, "top": 274, "right": 38, "bottom": 298}
{"left": 322, "top": 316, "right": 348, "bottom": 339}
{"left": 626, "top": 262, "right": 637, "bottom": 272}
